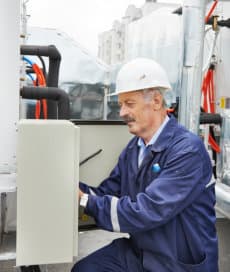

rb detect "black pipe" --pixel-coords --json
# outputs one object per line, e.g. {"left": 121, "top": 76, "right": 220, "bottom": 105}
{"left": 207, "top": 17, "right": 230, "bottom": 28}
{"left": 20, "top": 45, "right": 61, "bottom": 87}
{"left": 26, "top": 68, "right": 35, "bottom": 74}
{"left": 172, "top": 7, "right": 182, "bottom": 15}
{"left": 20, "top": 45, "right": 62, "bottom": 119}
{"left": 20, "top": 86, "right": 69, "bottom": 120}
{"left": 173, "top": 8, "right": 230, "bottom": 29}
{"left": 200, "top": 113, "right": 222, "bottom": 125}
{"left": 20, "top": 266, "right": 41, "bottom": 272}
{"left": 80, "top": 149, "right": 103, "bottom": 166}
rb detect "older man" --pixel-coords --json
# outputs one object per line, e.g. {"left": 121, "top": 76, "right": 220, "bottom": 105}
{"left": 72, "top": 58, "right": 218, "bottom": 272}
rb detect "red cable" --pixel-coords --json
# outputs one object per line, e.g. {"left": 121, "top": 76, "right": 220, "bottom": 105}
{"left": 35, "top": 101, "right": 41, "bottom": 119}
{"left": 209, "top": 134, "right": 221, "bottom": 153}
{"left": 32, "top": 63, "right": 48, "bottom": 119}
{"left": 42, "top": 99, "right": 48, "bottom": 119}
{"left": 202, "top": 70, "right": 210, "bottom": 112}
{"left": 209, "top": 69, "right": 215, "bottom": 113}
{"left": 166, "top": 108, "right": 175, "bottom": 113}
{"left": 202, "top": 0, "right": 220, "bottom": 152}
{"left": 202, "top": 68, "right": 220, "bottom": 152}
{"left": 31, "top": 78, "right": 41, "bottom": 119}
{"left": 205, "top": 1, "right": 218, "bottom": 23}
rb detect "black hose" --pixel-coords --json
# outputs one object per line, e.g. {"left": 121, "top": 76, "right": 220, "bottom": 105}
{"left": 20, "top": 86, "right": 69, "bottom": 120}
{"left": 26, "top": 68, "right": 35, "bottom": 75}
{"left": 209, "top": 126, "right": 217, "bottom": 178}
{"left": 172, "top": 7, "right": 230, "bottom": 28}
{"left": 20, "top": 45, "right": 61, "bottom": 87}
{"left": 20, "top": 267, "right": 29, "bottom": 272}
{"left": 20, "top": 266, "right": 41, "bottom": 272}
{"left": 20, "top": 44, "right": 61, "bottom": 58}
{"left": 207, "top": 17, "right": 230, "bottom": 28}
{"left": 20, "top": 45, "right": 62, "bottom": 118}
{"left": 172, "top": 7, "right": 182, "bottom": 15}
{"left": 31, "top": 265, "right": 41, "bottom": 272}
{"left": 80, "top": 149, "right": 103, "bottom": 166}
{"left": 200, "top": 113, "right": 222, "bottom": 125}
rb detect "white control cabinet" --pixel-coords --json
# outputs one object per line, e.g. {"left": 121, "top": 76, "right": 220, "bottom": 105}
{"left": 16, "top": 120, "right": 79, "bottom": 266}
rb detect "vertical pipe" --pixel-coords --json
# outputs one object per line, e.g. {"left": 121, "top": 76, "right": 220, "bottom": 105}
{"left": 179, "top": 0, "right": 207, "bottom": 134}
{"left": 0, "top": 0, "right": 20, "bottom": 174}
{"left": 103, "top": 71, "right": 110, "bottom": 120}
{"left": 103, "top": 86, "right": 109, "bottom": 120}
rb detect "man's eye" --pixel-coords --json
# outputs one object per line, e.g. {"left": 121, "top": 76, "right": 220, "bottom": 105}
{"left": 127, "top": 102, "right": 135, "bottom": 107}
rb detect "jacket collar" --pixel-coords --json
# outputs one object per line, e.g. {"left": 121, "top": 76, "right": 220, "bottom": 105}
{"left": 151, "top": 115, "right": 177, "bottom": 152}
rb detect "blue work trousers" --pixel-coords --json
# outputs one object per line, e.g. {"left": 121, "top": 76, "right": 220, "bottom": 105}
{"left": 71, "top": 238, "right": 144, "bottom": 272}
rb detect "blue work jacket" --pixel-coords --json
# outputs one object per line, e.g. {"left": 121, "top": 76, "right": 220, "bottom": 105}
{"left": 80, "top": 115, "right": 218, "bottom": 272}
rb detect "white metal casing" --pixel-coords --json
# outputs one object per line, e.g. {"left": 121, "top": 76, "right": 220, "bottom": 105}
{"left": 16, "top": 120, "right": 79, "bottom": 266}
{"left": 0, "top": 0, "right": 20, "bottom": 175}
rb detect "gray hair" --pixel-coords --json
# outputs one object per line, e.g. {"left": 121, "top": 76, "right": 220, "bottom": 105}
{"left": 142, "top": 88, "right": 172, "bottom": 108}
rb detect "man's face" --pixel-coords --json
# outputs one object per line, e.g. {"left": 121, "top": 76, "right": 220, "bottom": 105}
{"left": 118, "top": 90, "right": 156, "bottom": 138}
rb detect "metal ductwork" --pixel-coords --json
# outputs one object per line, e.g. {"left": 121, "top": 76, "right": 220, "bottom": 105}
{"left": 178, "top": 0, "right": 207, "bottom": 134}
{"left": 216, "top": 110, "right": 230, "bottom": 218}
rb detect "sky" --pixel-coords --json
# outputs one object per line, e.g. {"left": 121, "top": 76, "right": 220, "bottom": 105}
{"left": 26, "top": 0, "right": 182, "bottom": 57}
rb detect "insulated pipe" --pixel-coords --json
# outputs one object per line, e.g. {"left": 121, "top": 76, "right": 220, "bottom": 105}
{"left": 20, "top": 86, "right": 69, "bottom": 120}
{"left": 172, "top": 7, "right": 182, "bottom": 15}
{"left": 20, "top": 45, "right": 61, "bottom": 87}
{"left": 20, "top": 45, "right": 62, "bottom": 119}
{"left": 202, "top": 30, "right": 219, "bottom": 73}
{"left": 200, "top": 113, "right": 222, "bottom": 125}
{"left": 178, "top": 0, "right": 207, "bottom": 134}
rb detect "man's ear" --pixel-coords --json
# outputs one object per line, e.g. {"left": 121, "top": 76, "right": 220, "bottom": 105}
{"left": 152, "top": 92, "right": 163, "bottom": 111}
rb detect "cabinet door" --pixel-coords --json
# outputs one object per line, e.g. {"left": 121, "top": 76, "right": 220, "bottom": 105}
{"left": 16, "top": 120, "right": 79, "bottom": 266}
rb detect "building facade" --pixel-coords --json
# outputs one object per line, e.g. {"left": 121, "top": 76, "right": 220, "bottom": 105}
{"left": 98, "top": 4, "right": 143, "bottom": 65}
{"left": 97, "top": 0, "right": 178, "bottom": 65}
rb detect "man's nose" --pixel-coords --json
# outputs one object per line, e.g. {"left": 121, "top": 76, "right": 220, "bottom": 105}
{"left": 119, "top": 105, "right": 128, "bottom": 117}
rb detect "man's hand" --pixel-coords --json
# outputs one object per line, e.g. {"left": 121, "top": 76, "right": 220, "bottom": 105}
{"left": 78, "top": 189, "right": 84, "bottom": 200}
{"left": 78, "top": 189, "right": 89, "bottom": 207}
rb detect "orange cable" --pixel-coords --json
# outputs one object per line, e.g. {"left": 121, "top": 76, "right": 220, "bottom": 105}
{"left": 202, "top": 67, "right": 220, "bottom": 152}
{"left": 32, "top": 63, "right": 48, "bottom": 119}
{"left": 205, "top": 1, "right": 218, "bottom": 23}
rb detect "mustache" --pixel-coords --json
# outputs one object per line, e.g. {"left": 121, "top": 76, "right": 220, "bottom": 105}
{"left": 123, "top": 116, "right": 135, "bottom": 123}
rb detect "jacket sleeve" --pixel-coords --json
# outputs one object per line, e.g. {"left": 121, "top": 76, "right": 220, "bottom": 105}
{"left": 79, "top": 148, "right": 126, "bottom": 197}
{"left": 84, "top": 146, "right": 212, "bottom": 233}
{"left": 79, "top": 165, "right": 121, "bottom": 197}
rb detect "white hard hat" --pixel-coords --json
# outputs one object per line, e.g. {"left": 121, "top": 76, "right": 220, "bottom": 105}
{"left": 110, "top": 58, "right": 171, "bottom": 96}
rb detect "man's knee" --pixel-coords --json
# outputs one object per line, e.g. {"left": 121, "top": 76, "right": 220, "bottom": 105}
{"left": 71, "top": 258, "right": 89, "bottom": 272}
{"left": 72, "top": 253, "right": 105, "bottom": 272}
{"left": 71, "top": 261, "right": 79, "bottom": 272}
{"left": 71, "top": 239, "right": 123, "bottom": 272}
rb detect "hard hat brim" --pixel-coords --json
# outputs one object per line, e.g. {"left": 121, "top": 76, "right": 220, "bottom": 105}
{"left": 107, "top": 86, "right": 171, "bottom": 96}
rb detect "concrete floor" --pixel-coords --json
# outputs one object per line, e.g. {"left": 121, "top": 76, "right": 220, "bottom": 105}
{"left": 0, "top": 230, "right": 127, "bottom": 272}
{"left": 1, "top": 218, "right": 230, "bottom": 272}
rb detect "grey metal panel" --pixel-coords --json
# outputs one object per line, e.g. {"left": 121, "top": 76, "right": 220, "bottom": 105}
{"left": 16, "top": 120, "right": 79, "bottom": 266}
{"left": 216, "top": 218, "right": 230, "bottom": 272}
{"left": 78, "top": 124, "right": 132, "bottom": 187}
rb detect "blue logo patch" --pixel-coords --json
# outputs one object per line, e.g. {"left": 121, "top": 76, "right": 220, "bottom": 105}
{"left": 152, "top": 163, "right": 161, "bottom": 173}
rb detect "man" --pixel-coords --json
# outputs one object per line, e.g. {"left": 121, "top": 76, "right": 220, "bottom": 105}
{"left": 72, "top": 58, "right": 218, "bottom": 272}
